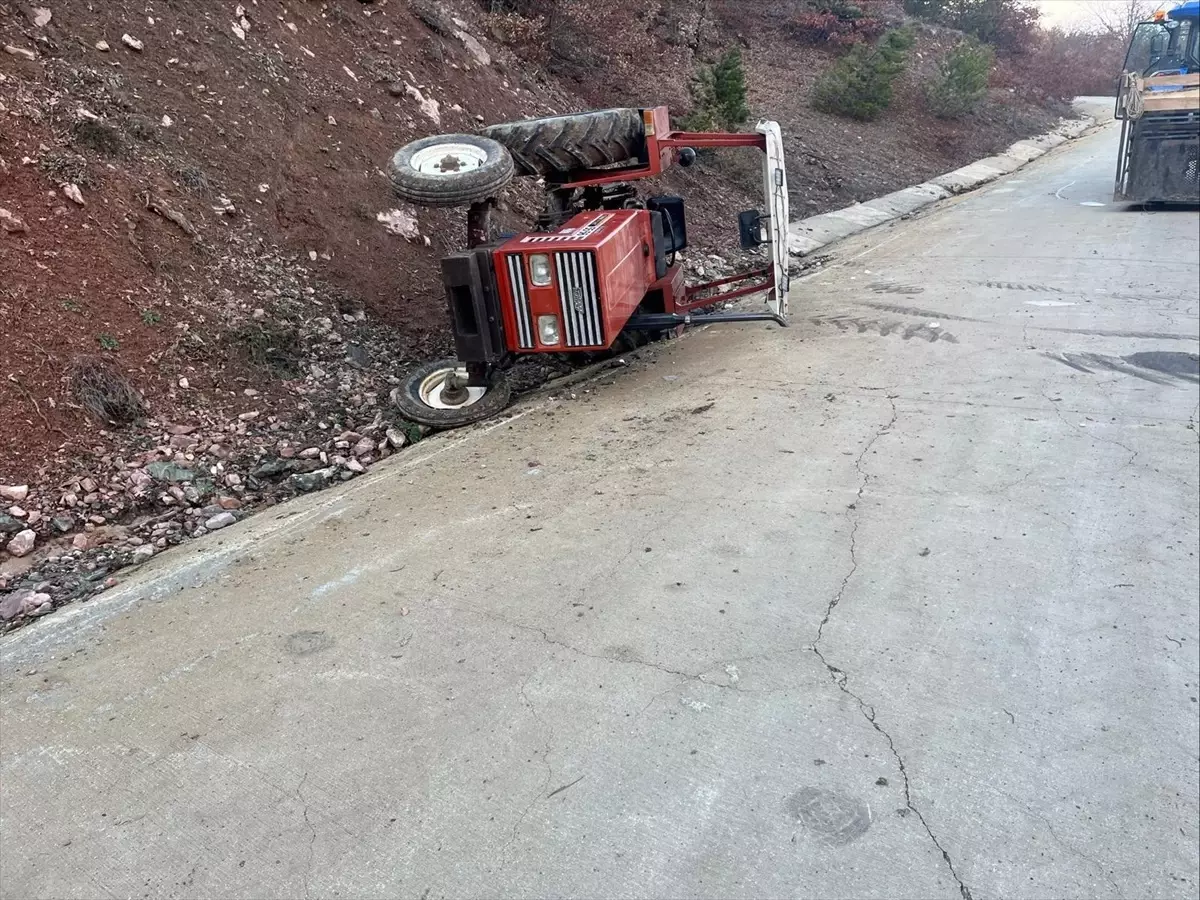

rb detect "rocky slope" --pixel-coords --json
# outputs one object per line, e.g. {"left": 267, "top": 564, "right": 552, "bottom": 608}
{"left": 0, "top": 0, "right": 1068, "bottom": 627}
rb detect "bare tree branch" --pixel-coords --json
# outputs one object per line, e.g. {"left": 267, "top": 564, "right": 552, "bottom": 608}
{"left": 1086, "top": 0, "right": 1163, "bottom": 41}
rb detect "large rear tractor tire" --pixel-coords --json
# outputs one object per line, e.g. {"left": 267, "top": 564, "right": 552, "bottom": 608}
{"left": 483, "top": 108, "right": 646, "bottom": 178}
{"left": 391, "top": 359, "right": 512, "bottom": 428}
{"left": 388, "top": 135, "right": 514, "bottom": 208}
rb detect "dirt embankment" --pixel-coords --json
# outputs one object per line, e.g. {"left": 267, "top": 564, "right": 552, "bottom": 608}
{"left": 1, "top": 0, "right": 1067, "bottom": 625}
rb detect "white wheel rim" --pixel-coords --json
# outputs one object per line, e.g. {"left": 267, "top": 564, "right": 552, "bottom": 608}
{"left": 410, "top": 143, "right": 489, "bottom": 176}
{"left": 418, "top": 368, "right": 487, "bottom": 410}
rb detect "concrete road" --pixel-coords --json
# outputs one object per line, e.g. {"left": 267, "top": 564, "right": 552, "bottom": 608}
{"left": 2, "top": 123, "right": 1198, "bottom": 900}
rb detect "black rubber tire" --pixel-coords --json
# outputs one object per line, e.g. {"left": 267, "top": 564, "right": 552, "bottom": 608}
{"left": 483, "top": 108, "right": 645, "bottom": 177}
{"left": 388, "top": 134, "right": 514, "bottom": 208}
{"left": 391, "top": 359, "right": 512, "bottom": 428}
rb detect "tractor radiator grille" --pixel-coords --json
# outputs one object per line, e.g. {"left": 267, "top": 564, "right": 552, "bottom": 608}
{"left": 555, "top": 251, "right": 604, "bottom": 348}
{"left": 505, "top": 254, "right": 534, "bottom": 350}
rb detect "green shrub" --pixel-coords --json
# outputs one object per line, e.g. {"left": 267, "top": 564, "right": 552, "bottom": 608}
{"left": 811, "top": 27, "right": 915, "bottom": 121}
{"left": 924, "top": 40, "right": 994, "bottom": 118}
{"left": 680, "top": 48, "right": 751, "bottom": 132}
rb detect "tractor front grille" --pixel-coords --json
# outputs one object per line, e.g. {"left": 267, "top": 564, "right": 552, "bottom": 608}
{"left": 554, "top": 251, "right": 604, "bottom": 348}
{"left": 505, "top": 254, "right": 534, "bottom": 350}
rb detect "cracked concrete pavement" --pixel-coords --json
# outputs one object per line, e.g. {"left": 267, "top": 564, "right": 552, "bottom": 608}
{"left": 2, "top": 119, "right": 1198, "bottom": 900}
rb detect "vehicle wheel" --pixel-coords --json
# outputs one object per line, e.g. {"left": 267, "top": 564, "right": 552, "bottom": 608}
{"left": 391, "top": 359, "right": 512, "bottom": 428}
{"left": 483, "top": 108, "right": 645, "bottom": 178}
{"left": 388, "top": 135, "right": 514, "bottom": 208}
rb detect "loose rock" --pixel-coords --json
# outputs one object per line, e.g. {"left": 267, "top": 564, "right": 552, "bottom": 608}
{"left": 205, "top": 512, "right": 236, "bottom": 530}
{"left": 0, "top": 591, "right": 26, "bottom": 621}
{"left": 249, "top": 458, "right": 293, "bottom": 479}
{"left": 289, "top": 470, "right": 329, "bottom": 493}
{"left": 456, "top": 31, "right": 491, "bottom": 67}
{"left": 121, "top": 34, "right": 144, "bottom": 51}
{"left": 0, "top": 485, "right": 28, "bottom": 502}
{"left": 22, "top": 591, "right": 51, "bottom": 613}
{"left": 6, "top": 529, "right": 36, "bottom": 557}
{"left": 385, "top": 427, "right": 407, "bottom": 450}
{"left": 377, "top": 208, "right": 420, "bottom": 240}
{"left": 131, "top": 545, "right": 156, "bottom": 563}
{"left": 145, "top": 462, "right": 195, "bottom": 482}
{"left": 0, "top": 209, "right": 28, "bottom": 233}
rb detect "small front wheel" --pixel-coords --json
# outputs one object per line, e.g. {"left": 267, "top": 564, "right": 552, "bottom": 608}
{"left": 388, "top": 135, "right": 514, "bottom": 208}
{"left": 391, "top": 359, "right": 512, "bottom": 428}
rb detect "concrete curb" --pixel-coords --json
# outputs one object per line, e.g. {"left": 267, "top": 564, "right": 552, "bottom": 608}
{"left": 787, "top": 116, "right": 1099, "bottom": 257}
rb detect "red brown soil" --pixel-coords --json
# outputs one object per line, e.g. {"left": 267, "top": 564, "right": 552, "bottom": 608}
{"left": 2, "top": 0, "right": 1066, "bottom": 489}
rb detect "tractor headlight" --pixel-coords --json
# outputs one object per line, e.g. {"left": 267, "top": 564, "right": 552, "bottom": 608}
{"left": 529, "top": 254, "right": 552, "bottom": 286}
{"left": 537, "top": 315, "right": 560, "bottom": 346}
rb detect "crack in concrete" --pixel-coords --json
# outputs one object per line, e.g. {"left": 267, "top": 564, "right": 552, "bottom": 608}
{"left": 813, "top": 646, "right": 974, "bottom": 900}
{"left": 430, "top": 600, "right": 739, "bottom": 691}
{"left": 814, "top": 395, "right": 897, "bottom": 646}
{"left": 502, "top": 674, "right": 555, "bottom": 863}
{"left": 1041, "top": 389, "right": 1139, "bottom": 468}
{"left": 996, "top": 788, "right": 1126, "bottom": 899}
{"left": 988, "top": 467, "right": 1036, "bottom": 496}
{"left": 810, "top": 397, "right": 975, "bottom": 900}
{"left": 297, "top": 772, "right": 316, "bottom": 900}
{"left": 552, "top": 520, "right": 662, "bottom": 631}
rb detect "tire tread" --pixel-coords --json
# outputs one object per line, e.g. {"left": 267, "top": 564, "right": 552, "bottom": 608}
{"left": 483, "top": 108, "right": 645, "bottom": 177}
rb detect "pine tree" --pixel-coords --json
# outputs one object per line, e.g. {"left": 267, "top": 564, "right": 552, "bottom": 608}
{"left": 924, "top": 39, "right": 994, "bottom": 118}
{"left": 811, "top": 27, "right": 914, "bottom": 121}
{"left": 680, "top": 47, "right": 751, "bottom": 132}
{"left": 712, "top": 48, "right": 751, "bottom": 130}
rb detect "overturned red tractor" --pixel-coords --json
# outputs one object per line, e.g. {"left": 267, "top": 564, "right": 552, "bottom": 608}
{"left": 386, "top": 106, "right": 790, "bottom": 426}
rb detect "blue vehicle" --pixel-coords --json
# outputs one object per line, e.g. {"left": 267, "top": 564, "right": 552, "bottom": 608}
{"left": 1113, "top": 1, "right": 1200, "bottom": 203}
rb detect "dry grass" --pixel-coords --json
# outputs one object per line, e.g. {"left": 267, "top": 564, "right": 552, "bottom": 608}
{"left": 69, "top": 356, "right": 147, "bottom": 425}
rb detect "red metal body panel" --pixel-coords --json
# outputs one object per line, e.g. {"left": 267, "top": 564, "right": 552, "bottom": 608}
{"left": 491, "top": 209, "right": 656, "bottom": 353}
